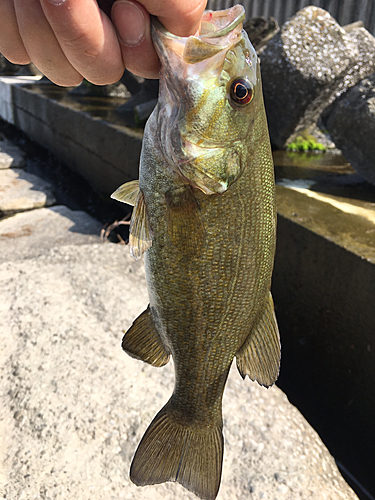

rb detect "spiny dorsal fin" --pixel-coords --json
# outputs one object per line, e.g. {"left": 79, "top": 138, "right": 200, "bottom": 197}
{"left": 236, "top": 292, "right": 281, "bottom": 387}
{"left": 111, "top": 179, "right": 140, "bottom": 206}
{"left": 129, "top": 190, "right": 153, "bottom": 259}
{"left": 165, "top": 186, "right": 205, "bottom": 257}
{"left": 122, "top": 306, "right": 170, "bottom": 367}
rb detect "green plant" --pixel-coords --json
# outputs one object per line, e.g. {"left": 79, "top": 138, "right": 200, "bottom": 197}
{"left": 286, "top": 135, "right": 326, "bottom": 152}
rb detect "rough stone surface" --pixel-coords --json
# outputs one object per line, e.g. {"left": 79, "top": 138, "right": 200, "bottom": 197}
{"left": 0, "top": 242, "right": 358, "bottom": 500}
{"left": 260, "top": 6, "right": 358, "bottom": 148}
{"left": 332, "top": 27, "right": 375, "bottom": 102}
{"left": 0, "top": 138, "right": 26, "bottom": 169}
{"left": 0, "top": 205, "right": 102, "bottom": 263}
{"left": 324, "top": 72, "right": 375, "bottom": 185}
{"left": 0, "top": 168, "right": 56, "bottom": 213}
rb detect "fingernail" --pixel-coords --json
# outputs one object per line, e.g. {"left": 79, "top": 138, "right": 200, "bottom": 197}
{"left": 47, "top": 0, "right": 66, "bottom": 5}
{"left": 112, "top": 0, "right": 146, "bottom": 47}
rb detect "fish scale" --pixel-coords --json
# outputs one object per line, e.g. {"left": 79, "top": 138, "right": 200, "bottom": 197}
{"left": 111, "top": 5, "right": 280, "bottom": 500}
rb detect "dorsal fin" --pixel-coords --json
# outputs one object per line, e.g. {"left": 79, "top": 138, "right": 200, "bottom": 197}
{"left": 122, "top": 306, "right": 170, "bottom": 367}
{"left": 236, "top": 292, "right": 281, "bottom": 387}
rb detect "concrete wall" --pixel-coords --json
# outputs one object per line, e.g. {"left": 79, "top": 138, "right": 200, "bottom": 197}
{"left": 0, "top": 77, "right": 142, "bottom": 195}
{"left": 273, "top": 214, "right": 375, "bottom": 498}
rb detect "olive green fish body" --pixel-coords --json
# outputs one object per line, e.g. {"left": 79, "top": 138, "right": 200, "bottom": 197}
{"left": 111, "top": 6, "right": 280, "bottom": 500}
{"left": 141, "top": 102, "right": 275, "bottom": 408}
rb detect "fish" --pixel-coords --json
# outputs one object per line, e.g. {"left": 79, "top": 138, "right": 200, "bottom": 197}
{"left": 111, "top": 5, "right": 280, "bottom": 500}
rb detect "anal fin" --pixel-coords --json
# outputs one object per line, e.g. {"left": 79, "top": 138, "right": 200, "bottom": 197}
{"left": 122, "top": 306, "right": 170, "bottom": 367}
{"left": 236, "top": 292, "right": 281, "bottom": 387}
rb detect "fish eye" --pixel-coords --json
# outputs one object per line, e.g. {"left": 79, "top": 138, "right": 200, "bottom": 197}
{"left": 229, "top": 78, "right": 253, "bottom": 106}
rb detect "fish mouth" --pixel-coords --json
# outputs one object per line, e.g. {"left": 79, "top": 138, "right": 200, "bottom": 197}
{"left": 152, "top": 5, "right": 245, "bottom": 64}
{"left": 199, "top": 5, "right": 246, "bottom": 39}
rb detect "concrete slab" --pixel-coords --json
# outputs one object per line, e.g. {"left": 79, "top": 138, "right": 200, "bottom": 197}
{"left": 0, "top": 205, "right": 102, "bottom": 262}
{"left": 0, "top": 243, "right": 358, "bottom": 500}
{"left": 0, "top": 138, "right": 25, "bottom": 169}
{"left": 0, "top": 168, "right": 55, "bottom": 213}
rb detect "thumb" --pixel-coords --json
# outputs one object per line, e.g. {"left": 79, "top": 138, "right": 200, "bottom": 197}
{"left": 111, "top": 0, "right": 159, "bottom": 78}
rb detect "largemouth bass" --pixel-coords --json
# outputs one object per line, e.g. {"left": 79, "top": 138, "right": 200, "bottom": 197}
{"left": 111, "top": 5, "right": 280, "bottom": 500}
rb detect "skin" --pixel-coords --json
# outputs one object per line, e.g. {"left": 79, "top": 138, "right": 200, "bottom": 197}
{"left": 0, "top": 0, "right": 206, "bottom": 85}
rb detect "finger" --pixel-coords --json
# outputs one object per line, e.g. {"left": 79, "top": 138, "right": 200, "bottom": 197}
{"left": 40, "top": 0, "right": 124, "bottom": 85}
{"left": 111, "top": 0, "right": 207, "bottom": 79}
{"left": 14, "top": 0, "right": 83, "bottom": 86}
{"left": 112, "top": 0, "right": 159, "bottom": 79}
{"left": 0, "top": 0, "right": 30, "bottom": 64}
{"left": 140, "top": 0, "right": 206, "bottom": 37}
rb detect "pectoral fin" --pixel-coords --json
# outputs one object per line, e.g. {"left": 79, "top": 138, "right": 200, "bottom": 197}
{"left": 111, "top": 181, "right": 153, "bottom": 258}
{"left": 111, "top": 179, "right": 140, "bottom": 206}
{"left": 129, "top": 190, "right": 153, "bottom": 259}
{"left": 236, "top": 293, "right": 280, "bottom": 387}
{"left": 122, "top": 306, "right": 170, "bottom": 367}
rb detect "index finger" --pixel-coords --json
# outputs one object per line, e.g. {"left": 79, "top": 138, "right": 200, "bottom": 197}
{"left": 40, "top": 0, "right": 124, "bottom": 85}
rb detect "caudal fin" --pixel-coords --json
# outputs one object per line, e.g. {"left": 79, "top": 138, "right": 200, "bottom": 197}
{"left": 130, "top": 400, "right": 223, "bottom": 500}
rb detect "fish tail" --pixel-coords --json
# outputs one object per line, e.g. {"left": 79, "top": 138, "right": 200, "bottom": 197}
{"left": 130, "top": 399, "right": 223, "bottom": 500}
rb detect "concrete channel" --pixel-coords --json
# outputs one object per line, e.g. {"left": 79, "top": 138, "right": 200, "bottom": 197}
{"left": 1, "top": 76, "right": 374, "bottom": 499}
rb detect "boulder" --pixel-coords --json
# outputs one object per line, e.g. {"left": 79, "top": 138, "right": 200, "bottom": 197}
{"left": 260, "top": 7, "right": 359, "bottom": 148}
{"left": 321, "top": 26, "right": 375, "bottom": 116}
{"left": 0, "top": 242, "right": 359, "bottom": 500}
{"left": 323, "top": 72, "right": 375, "bottom": 185}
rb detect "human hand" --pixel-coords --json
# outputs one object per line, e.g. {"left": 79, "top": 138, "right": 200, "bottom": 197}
{"left": 0, "top": 0, "right": 206, "bottom": 86}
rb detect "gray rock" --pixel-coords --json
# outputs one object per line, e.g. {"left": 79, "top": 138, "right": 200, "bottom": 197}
{"left": 0, "top": 168, "right": 56, "bottom": 213}
{"left": 322, "top": 27, "right": 375, "bottom": 115}
{"left": 0, "top": 242, "right": 358, "bottom": 500}
{"left": 0, "top": 205, "right": 102, "bottom": 263}
{"left": 0, "top": 139, "right": 26, "bottom": 169}
{"left": 260, "top": 6, "right": 358, "bottom": 148}
{"left": 323, "top": 72, "right": 375, "bottom": 185}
